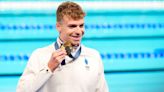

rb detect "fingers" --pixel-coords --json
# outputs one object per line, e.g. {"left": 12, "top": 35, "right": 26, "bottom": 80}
{"left": 53, "top": 49, "right": 66, "bottom": 57}
{"left": 55, "top": 55, "right": 65, "bottom": 63}
{"left": 50, "top": 49, "right": 67, "bottom": 63}
{"left": 48, "top": 49, "right": 67, "bottom": 71}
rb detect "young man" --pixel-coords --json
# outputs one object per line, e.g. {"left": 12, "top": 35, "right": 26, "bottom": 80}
{"left": 17, "top": 1, "right": 109, "bottom": 92}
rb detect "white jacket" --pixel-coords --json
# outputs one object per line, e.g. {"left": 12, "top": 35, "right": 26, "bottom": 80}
{"left": 17, "top": 43, "right": 109, "bottom": 92}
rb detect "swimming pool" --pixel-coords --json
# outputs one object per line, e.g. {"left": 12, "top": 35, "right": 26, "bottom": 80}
{"left": 0, "top": 1, "right": 164, "bottom": 92}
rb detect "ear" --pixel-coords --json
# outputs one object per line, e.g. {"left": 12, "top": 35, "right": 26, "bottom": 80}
{"left": 56, "top": 22, "right": 61, "bottom": 33}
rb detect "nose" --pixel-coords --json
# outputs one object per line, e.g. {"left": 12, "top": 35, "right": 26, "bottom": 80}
{"left": 74, "top": 26, "right": 84, "bottom": 35}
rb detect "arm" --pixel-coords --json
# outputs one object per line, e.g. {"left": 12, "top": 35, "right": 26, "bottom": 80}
{"left": 16, "top": 48, "right": 66, "bottom": 92}
{"left": 16, "top": 49, "right": 52, "bottom": 92}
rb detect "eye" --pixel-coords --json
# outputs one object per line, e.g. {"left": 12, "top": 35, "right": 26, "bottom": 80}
{"left": 68, "top": 24, "right": 77, "bottom": 28}
{"left": 80, "top": 24, "right": 84, "bottom": 28}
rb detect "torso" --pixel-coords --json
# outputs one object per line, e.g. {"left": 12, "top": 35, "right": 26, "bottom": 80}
{"left": 37, "top": 44, "right": 100, "bottom": 92}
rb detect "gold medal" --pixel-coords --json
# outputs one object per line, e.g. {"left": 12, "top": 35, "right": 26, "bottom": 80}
{"left": 61, "top": 41, "right": 73, "bottom": 55}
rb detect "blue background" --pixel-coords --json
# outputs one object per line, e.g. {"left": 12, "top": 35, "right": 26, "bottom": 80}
{"left": 0, "top": 0, "right": 164, "bottom": 92}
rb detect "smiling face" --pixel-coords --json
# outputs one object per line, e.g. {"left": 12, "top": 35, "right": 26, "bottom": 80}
{"left": 56, "top": 1, "right": 85, "bottom": 46}
{"left": 56, "top": 16, "right": 84, "bottom": 46}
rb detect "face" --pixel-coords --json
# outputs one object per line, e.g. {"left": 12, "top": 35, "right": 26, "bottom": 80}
{"left": 56, "top": 16, "right": 84, "bottom": 46}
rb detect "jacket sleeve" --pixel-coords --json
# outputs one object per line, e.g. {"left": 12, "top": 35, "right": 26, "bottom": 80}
{"left": 96, "top": 53, "right": 109, "bottom": 92}
{"left": 16, "top": 49, "right": 53, "bottom": 92}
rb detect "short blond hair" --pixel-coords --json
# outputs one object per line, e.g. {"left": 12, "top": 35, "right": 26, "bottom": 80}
{"left": 56, "top": 1, "right": 85, "bottom": 22}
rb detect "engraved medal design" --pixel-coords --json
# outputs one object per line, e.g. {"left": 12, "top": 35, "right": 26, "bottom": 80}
{"left": 61, "top": 41, "right": 73, "bottom": 56}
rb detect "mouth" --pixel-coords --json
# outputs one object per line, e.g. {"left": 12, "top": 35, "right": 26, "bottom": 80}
{"left": 70, "top": 35, "right": 81, "bottom": 41}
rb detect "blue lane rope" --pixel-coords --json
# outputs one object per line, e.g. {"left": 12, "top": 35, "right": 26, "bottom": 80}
{"left": 0, "top": 23, "right": 163, "bottom": 30}
{"left": 0, "top": 52, "right": 163, "bottom": 61}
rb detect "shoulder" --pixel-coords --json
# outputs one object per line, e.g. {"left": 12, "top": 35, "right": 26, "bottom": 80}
{"left": 31, "top": 43, "right": 54, "bottom": 56}
{"left": 81, "top": 45, "right": 100, "bottom": 57}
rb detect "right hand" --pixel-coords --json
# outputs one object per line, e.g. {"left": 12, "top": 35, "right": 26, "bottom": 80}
{"left": 48, "top": 49, "right": 67, "bottom": 72}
